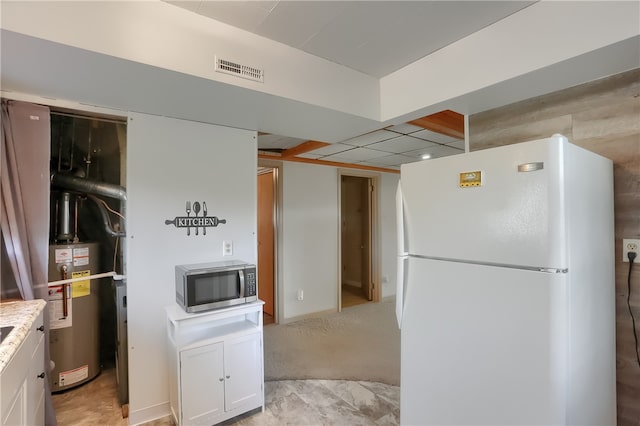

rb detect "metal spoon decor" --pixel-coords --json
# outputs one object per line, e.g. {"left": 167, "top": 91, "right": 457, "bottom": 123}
{"left": 193, "top": 201, "right": 201, "bottom": 235}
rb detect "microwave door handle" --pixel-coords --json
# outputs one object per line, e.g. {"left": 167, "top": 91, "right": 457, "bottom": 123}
{"left": 238, "top": 270, "right": 245, "bottom": 297}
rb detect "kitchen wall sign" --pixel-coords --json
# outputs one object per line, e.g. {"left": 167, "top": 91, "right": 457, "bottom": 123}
{"left": 165, "top": 201, "right": 227, "bottom": 236}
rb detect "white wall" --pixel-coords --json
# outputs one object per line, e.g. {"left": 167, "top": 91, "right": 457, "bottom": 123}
{"left": 380, "top": 173, "right": 400, "bottom": 298}
{"left": 126, "top": 112, "right": 256, "bottom": 424}
{"left": 281, "top": 162, "right": 338, "bottom": 319}
{"left": 280, "top": 162, "right": 398, "bottom": 320}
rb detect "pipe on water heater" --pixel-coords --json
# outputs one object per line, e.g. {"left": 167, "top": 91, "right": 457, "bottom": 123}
{"left": 56, "top": 192, "right": 73, "bottom": 242}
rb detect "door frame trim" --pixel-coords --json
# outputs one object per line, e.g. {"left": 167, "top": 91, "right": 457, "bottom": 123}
{"left": 337, "top": 169, "right": 380, "bottom": 311}
{"left": 257, "top": 161, "right": 282, "bottom": 323}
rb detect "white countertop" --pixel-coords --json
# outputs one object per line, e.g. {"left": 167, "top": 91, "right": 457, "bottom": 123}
{"left": 0, "top": 299, "right": 46, "bottom": 374}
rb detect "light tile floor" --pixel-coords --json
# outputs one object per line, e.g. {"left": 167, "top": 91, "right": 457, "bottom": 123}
{"left": 53, "top": 368, "right": 400, "bottom": 425}
{"left": 228, "top": 380, "right": 399, "bottom": 425}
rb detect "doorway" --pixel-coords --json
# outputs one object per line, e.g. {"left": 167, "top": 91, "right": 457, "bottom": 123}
{"left": 257, "top": 168, "right": 277, "bottom": 324}
{"left": 340, "top": 174, "right": 377, "bottom": 309}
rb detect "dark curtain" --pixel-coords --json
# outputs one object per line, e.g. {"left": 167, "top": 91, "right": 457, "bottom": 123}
{"left": 1, "top": 99, "right": 57, "bottom": 425}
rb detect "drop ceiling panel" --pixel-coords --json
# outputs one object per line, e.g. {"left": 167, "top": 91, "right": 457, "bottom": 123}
{"left": 258, "top": 134, "right": 305, "bottom": 150}
{"left": 324, "top": 147, "right": 389, "bottom": 162}
{"left": 404, "top": 144, "right": 463, "bottom": 160}
{"left": 446, "top": 139, "right": 465, "bottom": 150}
{"left": 363, "top": 154, "right": 417, "bottom": 166}
{"left": 385, "top": 123, "right": 424, "bottom": 134}
{"left": 341, "top": 129, "right": 397, "bottom": 147}
{"left": 309, "top": 143, "right": 354, "bottom": 156}
{"left": 367, "top": 135, "right": 439, "bottom": 154}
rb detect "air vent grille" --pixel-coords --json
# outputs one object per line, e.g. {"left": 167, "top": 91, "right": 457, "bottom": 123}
{"left": 215, "top": 56, "right": 264, "bottom": 83}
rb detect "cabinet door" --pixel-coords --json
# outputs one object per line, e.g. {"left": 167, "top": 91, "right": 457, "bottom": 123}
{"left": 180, "top": 343, "right": 225, "bottom": 426}
{"left": 27, "top": 328, "right": 45, "bottom": 426}
{"left": 224, "top": 333, "right": 263, "bottom": 412}
{"left": 2, "top": 381, "right": 26, "bottom": 426}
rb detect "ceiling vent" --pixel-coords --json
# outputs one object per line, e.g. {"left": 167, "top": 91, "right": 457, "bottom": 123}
{"left": 215, "top": 56, "right": 264, "bottom": 83}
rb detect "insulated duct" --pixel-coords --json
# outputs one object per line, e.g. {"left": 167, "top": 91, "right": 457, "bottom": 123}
{"left": 51, "top": 172, "right": 127, "bottom": 201}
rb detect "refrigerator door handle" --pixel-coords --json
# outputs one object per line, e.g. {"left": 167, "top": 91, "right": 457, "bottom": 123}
{"left": 396, "top": 256, "right": 408, "bottom": 329}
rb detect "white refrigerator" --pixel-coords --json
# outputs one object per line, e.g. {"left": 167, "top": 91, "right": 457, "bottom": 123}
{"left": 396, "top": 134, "right": 616, "bottom": 425}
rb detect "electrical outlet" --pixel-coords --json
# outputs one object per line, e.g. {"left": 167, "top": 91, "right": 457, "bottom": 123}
{"left": 623, "top": 239, "right": 639, "bottom": 262}
{"left": 223, "top": 240, "right": 233, "bottom": 256}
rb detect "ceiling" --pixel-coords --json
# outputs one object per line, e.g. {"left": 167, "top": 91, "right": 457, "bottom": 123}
{"left": 2, "top": 1, "right": 637, "bottom": 171}
{"left": 165, "top": 1, "right": 537, "bottom": 170}
{"left": 259, "top": 121, "right": 464, "bottom": 171}
{"left": 166, "top": 1, "right": 535, "bottom": 78}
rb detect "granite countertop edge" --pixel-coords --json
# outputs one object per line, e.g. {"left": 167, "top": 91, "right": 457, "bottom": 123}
{"left": 0, "top": 299, "right": 47, "bottom": 374}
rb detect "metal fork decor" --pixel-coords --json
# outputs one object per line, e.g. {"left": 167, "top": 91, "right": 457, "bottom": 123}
{"left": 164, "top": 201, "right": 227, "bottom": 236}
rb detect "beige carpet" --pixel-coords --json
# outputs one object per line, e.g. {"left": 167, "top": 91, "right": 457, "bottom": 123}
{"left": 263, "top": 297, "right": 400, "bottom": 386}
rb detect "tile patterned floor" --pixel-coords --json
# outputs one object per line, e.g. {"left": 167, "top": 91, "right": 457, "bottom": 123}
{"left": 53, "top": 367, "right": 399, "bottom": 425}
{"left": 228, "top": 380, "right": 399, "bottom": 425}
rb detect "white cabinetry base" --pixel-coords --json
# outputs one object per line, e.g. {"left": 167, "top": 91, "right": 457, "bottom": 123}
{"left": 166, "top": 301, "right": 265, "bottom": 426}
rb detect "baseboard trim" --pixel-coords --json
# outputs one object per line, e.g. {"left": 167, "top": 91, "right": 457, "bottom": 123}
{"left": 128, "top": 401, "right": 171, "bottom": 426}
{"left": 280, "top": 308, "right": 337, "bottom": 325}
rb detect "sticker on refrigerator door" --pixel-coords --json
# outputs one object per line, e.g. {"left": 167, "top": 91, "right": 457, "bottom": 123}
{"left": 459, "top": 171, "right": 482, "bottom": 187}
{"left": 73, "top": 247, "right": 89, "bottom": 266}
{"left": 54, "top": 248, "right": 72, "bottom": 263}
{"left": 59, "top": 365, "right": 88, "bottom": 387}
{"left": 71, "top": 270, "right": 91, "bottom": 298}
{"left": 48, "top": 285, "right": 72, "bottom": 329}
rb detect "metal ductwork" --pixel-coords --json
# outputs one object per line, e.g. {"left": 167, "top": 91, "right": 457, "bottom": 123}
{"left": 51, "top": 172, "right": 126, "bottom": 237}
{"left": 51, "top": 172, "right": 127, "bottom": 201}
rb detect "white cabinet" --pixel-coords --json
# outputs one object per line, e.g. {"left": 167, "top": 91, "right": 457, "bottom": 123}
{"left": 166, "top": 302, "right": 264, "bottom": 426}
{"left": 1, "top": 308, "right": 46, "bottom": 426}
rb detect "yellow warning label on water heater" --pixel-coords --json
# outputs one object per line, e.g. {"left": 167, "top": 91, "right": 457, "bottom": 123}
{"left": 71, "top": 270, "right": 90, "bottom": 298}
{"left": 459, "top": 171, "right": 482, "bottom": 187}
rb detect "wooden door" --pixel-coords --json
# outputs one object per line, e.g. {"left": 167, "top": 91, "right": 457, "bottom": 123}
{"left": 257, "top": 171, "right": 275, "bottom": 316}
{"left": 341, "top": 176, "right": 363, "bottom": 291}
{"left": 362, "top": 178, "right": 373, "bottom": 301}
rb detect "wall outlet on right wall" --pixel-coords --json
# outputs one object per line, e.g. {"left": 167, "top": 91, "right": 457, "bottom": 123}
{"left": 622, "top": 238, "right": 639, "bottom": 262}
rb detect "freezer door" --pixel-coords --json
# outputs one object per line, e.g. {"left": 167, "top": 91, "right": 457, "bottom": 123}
{"left": 400, "top": 135, "right": 568, "bottom": 269}
{"left": 401, "top": 257, "right": 567, "bottom": 426}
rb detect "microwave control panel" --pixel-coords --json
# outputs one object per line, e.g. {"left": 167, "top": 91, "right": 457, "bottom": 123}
{"left": 245, "top": 269, "right": 257, "bottom": 296}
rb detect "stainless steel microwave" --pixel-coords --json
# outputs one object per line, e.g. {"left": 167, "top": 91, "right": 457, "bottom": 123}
{"left": 175, "top": 260, "right": 257, "bottom": 313}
